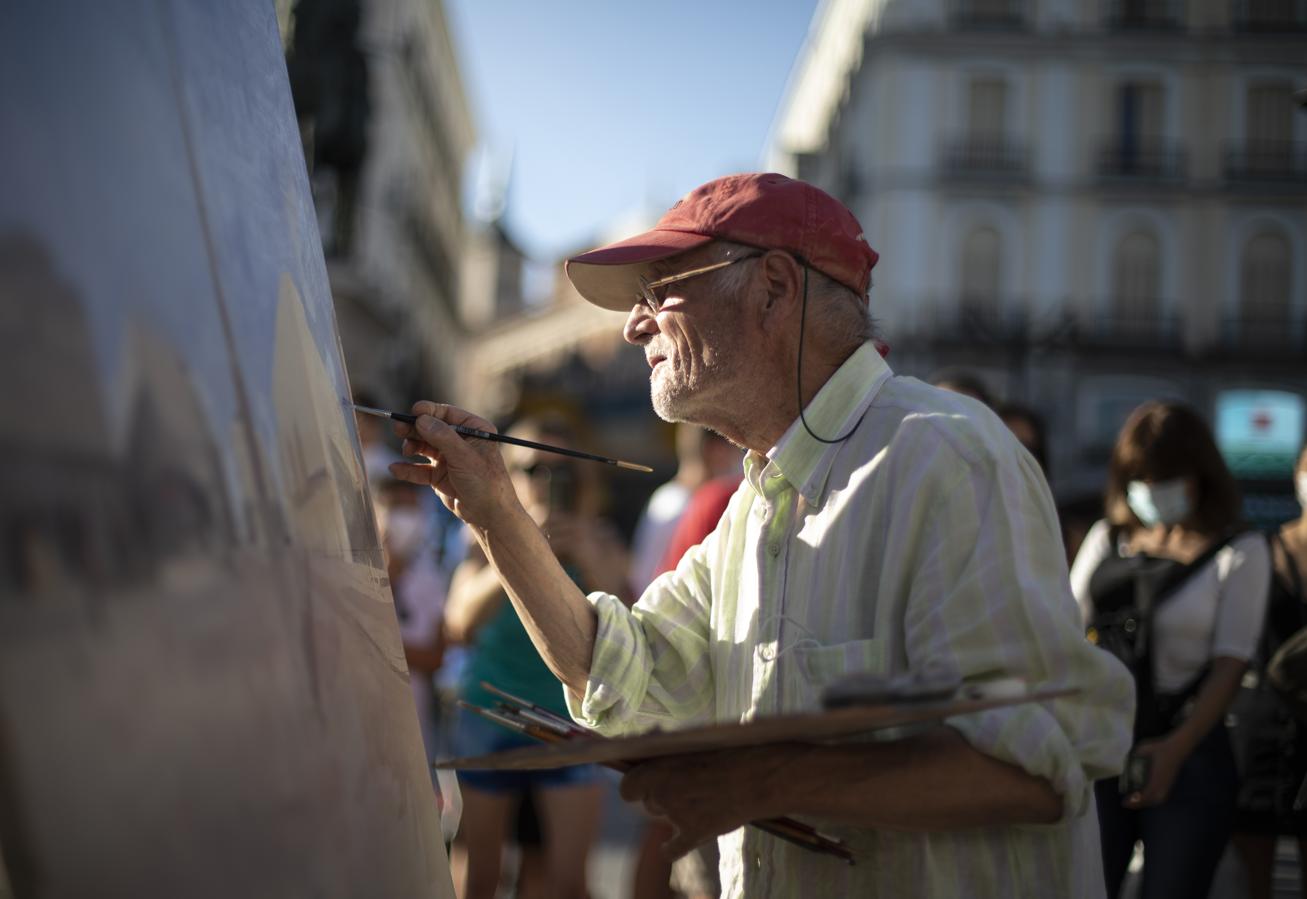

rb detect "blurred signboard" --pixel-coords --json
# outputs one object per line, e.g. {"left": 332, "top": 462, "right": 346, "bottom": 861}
{"left": 1215, "top": 389, "right": 1305, "bottom": 479}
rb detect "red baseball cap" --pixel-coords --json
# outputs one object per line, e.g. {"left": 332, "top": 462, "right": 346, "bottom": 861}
{"left": 565, "top": 172, "right": 879, "bottom": 311}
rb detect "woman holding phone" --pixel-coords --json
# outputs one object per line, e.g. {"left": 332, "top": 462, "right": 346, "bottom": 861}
{"left": 1070, "top": 401, "right": 1270, "bottom": 898}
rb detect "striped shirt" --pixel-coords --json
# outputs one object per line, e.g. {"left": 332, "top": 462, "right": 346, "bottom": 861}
{"left": 566, "top": 342, "right": 1133, "bottom": 898}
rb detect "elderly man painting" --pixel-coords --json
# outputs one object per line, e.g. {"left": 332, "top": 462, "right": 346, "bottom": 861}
{"left": 391, "top": 173, "right": 1132, "bottom": 897}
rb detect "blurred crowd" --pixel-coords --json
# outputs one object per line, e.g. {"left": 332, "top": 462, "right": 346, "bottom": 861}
{"left": 357, "top": 385, "right": 1307, "bottom": 899}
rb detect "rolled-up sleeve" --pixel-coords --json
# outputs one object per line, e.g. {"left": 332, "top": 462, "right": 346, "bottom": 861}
{"left": 565, "top": 533, "right": 718, "bottom": 735}
{"left": 902, "top": 443, "right": 1135, "bottom": 819}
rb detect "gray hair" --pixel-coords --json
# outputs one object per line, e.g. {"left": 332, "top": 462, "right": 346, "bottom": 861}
{"left": 708, "top": 241, "right": 880, "bottom": 345}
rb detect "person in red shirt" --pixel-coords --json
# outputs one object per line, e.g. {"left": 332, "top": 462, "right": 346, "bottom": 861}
{"left": 656, "top": 474, "right": 744, "bottom": 580}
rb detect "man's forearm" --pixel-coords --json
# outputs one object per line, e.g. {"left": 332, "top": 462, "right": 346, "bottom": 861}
{"left": 621, "top": 725, "right": 1065, "bottom": 858}
{"left": 474, "top": 505, "right": 598, "bottom": 693}
{"left": 756, "top": 728, "right": 1062, "bottom": 830}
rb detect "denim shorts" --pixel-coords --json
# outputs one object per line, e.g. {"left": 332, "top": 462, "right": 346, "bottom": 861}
{"left": 452, "top": 707, "right": 599, "bottom": 794}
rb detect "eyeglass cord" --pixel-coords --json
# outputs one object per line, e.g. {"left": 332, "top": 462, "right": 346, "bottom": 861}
{"left": 796, "top": 265, "right": 868, "bottom": 445}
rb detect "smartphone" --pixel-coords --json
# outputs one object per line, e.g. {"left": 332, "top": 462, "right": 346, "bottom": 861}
{"left": 1119, "top": 752, "right": 1151, "bottom": 795}
{"left": 546, "top": 465, "right": 577, "bottom": 515}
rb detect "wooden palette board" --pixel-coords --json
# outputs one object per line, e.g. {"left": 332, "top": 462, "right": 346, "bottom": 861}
{"left": 438, "top": 686, "right": 1076, "bottom": 771}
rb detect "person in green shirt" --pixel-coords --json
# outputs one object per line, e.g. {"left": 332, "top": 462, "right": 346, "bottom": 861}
{"left": 443, "top": 414, "right": 629, "bottom": 899}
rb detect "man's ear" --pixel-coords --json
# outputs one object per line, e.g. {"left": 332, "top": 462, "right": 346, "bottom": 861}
{"left": 757, "top": 251, "right": 804, "bottom": 322}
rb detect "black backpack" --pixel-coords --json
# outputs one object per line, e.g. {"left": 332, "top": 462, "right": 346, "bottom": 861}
{"left": 1087, "top": 528, "right": 1246, "bottom": 740}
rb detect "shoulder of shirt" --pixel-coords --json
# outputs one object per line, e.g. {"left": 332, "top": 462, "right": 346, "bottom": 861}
{"left": 870, "top": 375, "right": 1017, "bottom": 472}
{"left": 1075, "top": 519, "right": 1114, "bottom": 565}
{"left": 1084, "top": 518, "right": 1112, "bottom": 545}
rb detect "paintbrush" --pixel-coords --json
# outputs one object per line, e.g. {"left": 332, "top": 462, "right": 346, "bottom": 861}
{"left": 353, "top": 404, "right": 653, "bottom": 473}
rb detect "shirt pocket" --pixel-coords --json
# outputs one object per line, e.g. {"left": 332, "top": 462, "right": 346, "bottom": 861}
{"left": 792, "top": 637, "right": 885, "bottom": 693}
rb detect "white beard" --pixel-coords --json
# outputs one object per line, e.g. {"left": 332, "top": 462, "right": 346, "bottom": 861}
{"left": 647, "top": 344, "right": 744, "bottom": 425}
{"left": 644, "top": 292, "right": 752, "bottom": 427}
{"left": 649, "top": 362, "right": 687, "bottom": 423}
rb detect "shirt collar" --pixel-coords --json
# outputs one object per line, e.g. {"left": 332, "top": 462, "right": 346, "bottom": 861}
{"left": 744, "top": 342, "right": 892, "bottom": 509}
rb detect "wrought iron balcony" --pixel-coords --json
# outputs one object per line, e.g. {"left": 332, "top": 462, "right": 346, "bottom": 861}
{"left": 921, "top": 303, "right": 1088, "bottom": 349}
{"left": 1096, "top": 142, "right": 1187, "bottom": 182}
{"left": 948, "top": 0, "right": 1027, "bottom": 30}
{"left": 1218, "top": 313, "right": 1307, "bottom": 355}
{"left": 1064, "top": 307, "right": 1184, "bottom": 351}
{"left": 940, "top": 138, "right": 1029, "bottom": 181}
{"left": 1105, "top": 0, "right": 1184, "bottom": 30}
{"left": 919, "top": 304, "right": 1186, "bottom": 353}
{"left": 1230, "top": 0, "right": 1307, "bottom": 31}
{"left": 1224, "top": 142, "right": 1307, "bottom": 184}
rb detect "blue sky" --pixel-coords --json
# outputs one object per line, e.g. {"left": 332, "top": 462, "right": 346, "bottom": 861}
{"left": 446, "top": 0, "right": 820, "bottom": 263}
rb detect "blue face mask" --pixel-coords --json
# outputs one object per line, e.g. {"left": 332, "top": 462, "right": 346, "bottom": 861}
{"left": 1126, "top": 478, "right": 1191, "bottom": 527}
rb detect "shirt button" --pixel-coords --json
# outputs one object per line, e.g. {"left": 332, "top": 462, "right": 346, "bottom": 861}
{"left": 768, "top": 542, "right": 780, "bottom": 556}
{"left": 754, "top": 853, "right": 762, "bottom": 870}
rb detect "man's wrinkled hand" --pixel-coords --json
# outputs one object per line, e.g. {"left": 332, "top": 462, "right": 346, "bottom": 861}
{"left": 619, "top": 745, "right": 799, "bottom": 860}
{"left": 387, "top": 401, "right": 519, "bottom": 529}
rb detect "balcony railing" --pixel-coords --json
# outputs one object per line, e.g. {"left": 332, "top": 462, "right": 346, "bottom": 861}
{"left": 940, "top": 138, "right": 1029, "bottom": 180}
{"left": 1224, "top": 142, "right": 1307, "bottom": 184}
{"left": 1230, "top": 0, "right": 1307, "bottom": 31}
{"left": 948, "top": 0, "right": 1027, "bottom": 30}
{"left": 918, "top": 304, "right": 1183, "bottom": 352}
{"left": 1106, "top": 0, "right": 1184, "bottom": 30}
{"left": 916, "top": 304, "right": 1036, "bottom": 345}
{"left": 1219, "top": 314, "right": 1307, "bottom": 354}
{"left": 1096, "top": 142, "right": 1187, "bottom": 181}
{"left": 1095, "top": 311, "right": 1182, "bottom": 345}
{"left": 894, "top": 302, "right": 1301, "bottom": 360}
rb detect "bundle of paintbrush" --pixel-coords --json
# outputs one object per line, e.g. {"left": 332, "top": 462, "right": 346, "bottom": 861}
{"left": 456, "top": 682, "right": 854, "bottom": 865}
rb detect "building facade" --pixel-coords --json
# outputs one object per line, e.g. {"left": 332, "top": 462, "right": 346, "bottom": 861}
{"left": 285, "top": 0, "right": 474, "bottom": 406}
{"left": 767, "top": 0, "right": 1307, "bottom": 514}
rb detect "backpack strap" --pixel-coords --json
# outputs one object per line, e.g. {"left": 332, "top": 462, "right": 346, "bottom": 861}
{"left": 1271, "top": 529, "right": 1304, "bottom": 603}
{"left": 1150, "top": 528, "right": 1249, "bottom": 609}
{"left": 1131, "top": 528, "right": 1248, "bottom": 739}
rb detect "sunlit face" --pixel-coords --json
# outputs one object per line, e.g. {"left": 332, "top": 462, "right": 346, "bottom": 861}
{"left": 626, "top": 248, "right": 755, "bottom": 425}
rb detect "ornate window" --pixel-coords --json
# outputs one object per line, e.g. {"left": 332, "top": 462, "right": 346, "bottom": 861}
{"left": 960, "top": 226, "right": 1002, "bottom": 321}
{"left": 1239, "top": 230, "right": 1291, "bottom": 343}
{"left": 1110, "top": 230, "right": 1161, "bottom": 336}
{"left": 1245, "top": 81, "right": 1294, "bottom": 175}
{"left": 967, "top": 77, "right": 1008, "bottom": 142}
{"left": 944, "top": 75, "right": 1024, "bottom": 176}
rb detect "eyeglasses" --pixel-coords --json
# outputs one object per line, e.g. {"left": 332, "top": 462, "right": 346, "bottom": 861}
{"left": 637, "top": 252, "right": 763, "bottom": 314}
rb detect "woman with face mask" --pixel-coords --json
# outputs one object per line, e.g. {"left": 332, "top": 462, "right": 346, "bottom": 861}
{"left": 1232, "top": 443, "right": 1307, "bottom": 899}
{"left": 1069, "top": 401, "right": 1271, "bottom": 899}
